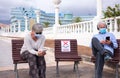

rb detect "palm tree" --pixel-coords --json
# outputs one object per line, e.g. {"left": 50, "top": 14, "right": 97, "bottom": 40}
{"left": 43, "top": 22, "right": 50, "bottom": 28}
{"left": 72, "top": 17, "right": 82, "bottom": 23}
{"left": 103, "top": 4, "right": 120, "bottom": 31}
{"left": 103, "top": 4, "right": 120, "bottom": 18}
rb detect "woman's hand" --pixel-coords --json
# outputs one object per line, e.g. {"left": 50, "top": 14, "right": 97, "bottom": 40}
{"left": 38, "top": 51, "right": 46, "bottom": 56}
{"left": 42, "top": 51, "right": 46, "bottom": 55}
{"left": 38, "top": 51, "right": 43, "bottom": 56}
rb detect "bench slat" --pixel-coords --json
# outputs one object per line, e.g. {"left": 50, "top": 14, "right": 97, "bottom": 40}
{"left": 12, "top": 39, "right": 27, "bottom": 64}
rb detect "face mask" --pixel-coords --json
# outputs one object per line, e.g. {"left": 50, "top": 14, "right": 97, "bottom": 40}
{"left": 99, "top": 28, "right": 106, "bottom": 34}
{"left": 35, "top": 34, "right": 41, "bottom": 38}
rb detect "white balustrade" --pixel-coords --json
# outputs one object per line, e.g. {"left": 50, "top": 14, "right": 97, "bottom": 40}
{"left": 114, "top": 18, "right": 118, "bottom": 32}
{"left": 1, "top": 16, "right": 120, "bottom": 35}
{"left": 1, "top": 16, "right": 120, "bottom": 46}
{"left": 54, "top": 20, "right": 94, "bottom": 35}
{"left": 42, "top": 16, "right": 120, "bottom": 37}
{"left": 102, "top": 16, "right": 120, "bottom": 32}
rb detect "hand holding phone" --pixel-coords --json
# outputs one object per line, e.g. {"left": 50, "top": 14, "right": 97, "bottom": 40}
{"left": 106, "top": 36, "right": 110, "bottom": 41}
{"left": 38, "top": 49, "right": 47, "bottom": 56}
{"left": 105, "top": 36, "right": 111, "bottom": 45}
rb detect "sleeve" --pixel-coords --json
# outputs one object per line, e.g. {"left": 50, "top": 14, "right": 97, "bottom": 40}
{"left": 24, "top": 35, "right": 38, "bottom": 55}
{"left": 38, "top": 35, "right": 46, "bottom": 51}
{"left": 110, "top": 33, "right": 118, "bottom": 49}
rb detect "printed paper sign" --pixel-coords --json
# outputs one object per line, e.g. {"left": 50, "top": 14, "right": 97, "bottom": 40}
{"left": 61, "top": 40, "right": 71, "bottom": 52}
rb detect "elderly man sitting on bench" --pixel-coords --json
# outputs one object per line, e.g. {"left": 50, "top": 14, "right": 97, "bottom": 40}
{"left": 90, "top": 21, "right": 118, "bottom": 78}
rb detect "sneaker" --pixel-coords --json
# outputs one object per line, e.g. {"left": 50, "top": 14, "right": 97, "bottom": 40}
{"left": 104, "top": 55, "right": 112, "bottom": 62}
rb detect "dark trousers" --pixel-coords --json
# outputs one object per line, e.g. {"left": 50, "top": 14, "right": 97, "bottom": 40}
{"left": 91, "top": 37, "right": 112, "bottom": 78}
{"left": 21, "top": 51, "right": 46, "bottom": 78}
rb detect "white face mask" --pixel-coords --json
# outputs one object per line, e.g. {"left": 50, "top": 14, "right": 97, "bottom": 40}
{"left": 35, "top": 34, "right": 41, "bottom": 38}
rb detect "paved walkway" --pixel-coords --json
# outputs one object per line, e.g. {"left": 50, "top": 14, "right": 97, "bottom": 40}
{"left": 0, "top": 37, "right": 13, "bottom": 67}
{"left": 0, "top": 37, "right": 119, "bottom": 78}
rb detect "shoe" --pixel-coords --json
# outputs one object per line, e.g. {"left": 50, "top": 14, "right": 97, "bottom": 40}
{"left": 104, "top": 55, "right": 112, "bottom": 62}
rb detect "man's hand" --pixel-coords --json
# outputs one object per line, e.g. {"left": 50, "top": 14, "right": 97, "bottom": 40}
{"left": 100, "top": 40, "right": 106, "bottom": 44}
{"left": 105, "top": 40, "right": 111, "bottom": 45}
{"left": 100, "top": 40, "right": 111, "bottom": 45}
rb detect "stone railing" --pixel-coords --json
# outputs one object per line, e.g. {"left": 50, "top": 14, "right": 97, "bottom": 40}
{"left": 43, "top": 16, "right": 120, "bottom": 37}
{"left": 56, "top": 20, "right": 94, "bottom": 34}
{"left": 42, "top": 16, "right": 120, "bottom": 46}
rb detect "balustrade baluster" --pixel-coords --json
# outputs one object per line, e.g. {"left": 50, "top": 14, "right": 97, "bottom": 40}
{"left": 114, "top": 18, "right": 118, "bottom": 32}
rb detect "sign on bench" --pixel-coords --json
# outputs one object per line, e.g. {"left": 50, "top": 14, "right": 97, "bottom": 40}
{"left": 61, "top": 40, "right": 71, "bottom": 52}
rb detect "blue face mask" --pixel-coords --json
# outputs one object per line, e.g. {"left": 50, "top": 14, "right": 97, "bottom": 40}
{"left": 35, "top": 34, "right": 41, "bottom": 38}
{"left": 99, "top": 28, "right": 106, "bottom": 34}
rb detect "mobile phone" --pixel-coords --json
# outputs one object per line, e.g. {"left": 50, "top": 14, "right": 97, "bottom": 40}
{"left": 106, "top": 36, "right": 110, "bottom": 40}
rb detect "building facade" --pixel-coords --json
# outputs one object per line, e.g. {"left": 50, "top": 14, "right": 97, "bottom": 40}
{"left": 10, "top": 7, "right": 94, "bottom": 32}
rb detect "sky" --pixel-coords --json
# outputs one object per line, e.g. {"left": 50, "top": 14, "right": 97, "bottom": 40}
{"left": 0, "top": 0, "right": 120, "bottom": 21}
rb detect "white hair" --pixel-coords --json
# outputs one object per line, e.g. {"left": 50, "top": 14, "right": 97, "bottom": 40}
{"left": 32, "top": 23, "right": 43, "bottom": 33}
{"left": 97, "top": 21, "right": 107, "bottom": 30}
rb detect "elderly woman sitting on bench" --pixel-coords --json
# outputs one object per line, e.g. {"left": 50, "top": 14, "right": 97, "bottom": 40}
{"left": 20, "top": 23, "right": 46, "bottom": 78}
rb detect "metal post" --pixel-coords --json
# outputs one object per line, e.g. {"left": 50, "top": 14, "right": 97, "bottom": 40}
{"left": 115, "top": 63, "right": 119, "bottom": 78}
{"left": 14, "top": 64, "right": 19, "bottom": 78}
{"left": 56, "top": 61, "right": 59, "bottom": 77}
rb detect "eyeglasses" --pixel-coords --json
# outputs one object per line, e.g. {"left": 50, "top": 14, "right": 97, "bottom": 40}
{"left": 36, "top": 32, "right": 42, "bottom": 34}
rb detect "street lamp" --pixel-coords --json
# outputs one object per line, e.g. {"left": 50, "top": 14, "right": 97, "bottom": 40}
{"left": 35, "top": 9, "right": 40, "bottom": 23}
{"left": 53, "top": 0, "right": 61, "bottom": 26}
{"left": 96, "top": 0, "right": 102, "bottom": 19}
{"left": 24, "top": 16, "right": 28, "bottom": 32}
{"left": 93, "top": 0, "right": 103, "bottom": 34}
{"left": 52, "top": 0, "right": 61, "bottom": 38}
{"left": 53, "top": 0, "right": 61, "bottom": 5}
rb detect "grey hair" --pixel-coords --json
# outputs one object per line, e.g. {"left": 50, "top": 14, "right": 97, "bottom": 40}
{"left": 32, "top": 23, "right": 43, "bottom": 32}
{"left": 97, "top": 21, "right": 107, "bottom": 30}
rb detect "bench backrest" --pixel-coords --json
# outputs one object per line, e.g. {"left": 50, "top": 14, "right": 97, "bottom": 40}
{"left": 55, "top": 39, "right": 79, "bottom": 59}
{"left": 113, "top": 39, "right": 120, "bottom": 61}
{"left": 12, "top": 39, "right": 26, "bottom": 64}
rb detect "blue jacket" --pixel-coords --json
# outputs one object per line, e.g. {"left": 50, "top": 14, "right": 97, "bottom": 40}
{"left": 93, "top": 32, "right": 118, "bottom": 54}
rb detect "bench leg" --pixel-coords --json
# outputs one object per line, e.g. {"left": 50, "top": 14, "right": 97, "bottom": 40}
{"left": 73, "top": 61, "right": 75, "bottom": 72}
{"left": 73, "top": 61, "right": 79, "bottom": 71}
{"left": 14, "top": 64, "right": 19, "bottom": 78}
{"left": 115, "top": 63, "right": 119, "bottom": 78}
{"left": 56, "top": 61, "right": 60, "bottom": 77}
{"left": 74, "top": 61, "right": 80, "bottom": 78}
